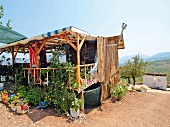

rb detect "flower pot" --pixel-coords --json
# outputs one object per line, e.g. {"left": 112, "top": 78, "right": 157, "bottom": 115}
{"left": 39, "top": 102, "right": 48, "bottom": 109}
{"left": 136, "top": 89, "right": 142, "bottom": 92}
{"left": 11, "top": 105, "right": 17, "bottom": 112}
{"left": 9, "top": 94, "right": 16, "bottom": 98}
{"left": 16, "top": 103, "right": 29, "bottom": 114}
{"left": 70, "top": 108, "right": 80, "bottom": 118}
{"left": 0, "top": 83, "right": 4, "bottom": 90}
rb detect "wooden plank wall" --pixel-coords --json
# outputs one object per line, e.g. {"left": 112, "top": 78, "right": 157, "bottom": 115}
{"left": 97, "top": 37, "right": 105, "bottom": 82}
{"left": 97, "top": 36, "right": 120, "bottom": 101}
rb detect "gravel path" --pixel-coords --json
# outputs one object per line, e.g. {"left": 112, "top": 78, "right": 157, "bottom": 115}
{"left": 0, "top": 91, "right": 170, "bottom": 127}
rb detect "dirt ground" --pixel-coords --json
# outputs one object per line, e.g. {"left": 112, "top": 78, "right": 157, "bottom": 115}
{"left": 0, "top": 90, "right": 170, "bottom": 127}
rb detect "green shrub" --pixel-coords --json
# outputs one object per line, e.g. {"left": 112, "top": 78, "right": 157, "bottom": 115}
{"left": 111, "top": 82, "right": 127, "bottom": 100}
{"left": 71, "top": 98, "right": 83, "bottom": 112}
{"left": 25, "top": 87, "right": 44, "bottom": 106}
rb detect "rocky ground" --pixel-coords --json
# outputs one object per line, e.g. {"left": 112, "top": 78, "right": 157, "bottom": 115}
{"left": 0, "top": 90, "right": 170, "bottom": 127}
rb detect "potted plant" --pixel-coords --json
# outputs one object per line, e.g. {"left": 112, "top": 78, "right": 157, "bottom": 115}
{"left": 5, "top": 94, "right": 19, "bottom": 111}
{"left": 70, "top": 98, "right": 83, "bottom": 118}
{"left": 10, "top": 100, "right": 19, "bottom": 112}
{"left": 39, "top": 99, "right": 48, "bottom": 109}
{"left": 16, "top": 99, "right": 29, "bottom": 114}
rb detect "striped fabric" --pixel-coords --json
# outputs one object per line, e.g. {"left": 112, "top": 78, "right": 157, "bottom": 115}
{"left": 41, "top": 26, "right": 72, "bottom": 38}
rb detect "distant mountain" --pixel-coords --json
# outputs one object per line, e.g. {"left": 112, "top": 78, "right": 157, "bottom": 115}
{"left": 119, "top": 52, "right": 170, "bottom": 65}
{"left": 145, "top": 52, "right": 170, "bottom": 62}
{"left": 119, "top": 54, "right": 149, "bottom": 65}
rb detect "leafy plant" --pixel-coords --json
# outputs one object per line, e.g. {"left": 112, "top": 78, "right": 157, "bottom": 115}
{"left": 5, "top": 95, "right": 19, "bottom": 105}
{"left": 111, "top": 82, "right": 127, "bottom": 101}
{"left": 25, "top": 87, "right": 44, "bottom": 106}
{"left": 15, "top": 81, "right": 44, "bottom": 106}
{"left": 15, "top": 99, "right": 28, "bottom": 106}
{"left": 45, "top": 49, "right": 79, "bottom": 115}
{"left": 16, "top": 86, "right": 27, "bottom": 98}
{"left": 71, "top": 98, "right": 83, "bottom": 112}
{"left": 14, "top": 66, "right": 28, "bottom": 91}
{"left": 1, "top": 90, "right": 8, "bottom": 94}
{"left": 80, "top": 68, "right": 89, "bottom": 79}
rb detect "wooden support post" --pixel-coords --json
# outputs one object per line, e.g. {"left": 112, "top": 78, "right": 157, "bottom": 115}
{"left": 76, "top": 33, "right": 80, "bottom": 86}
{"left": 9, "top": 47, "right": 15, "bottom": 65}
{"left": 79, "top": 37, "right": 86, "bottom": 50}
{"left": 80, "top": 91, "right": 84, "bottom": 112}
{"left": 47, "top": 71, "right": 49, "bottom": 86}
{"left": 8, "top": 46, "right": 20, "bottom": 65}
{"left": 35, "top": 42, "right": 40, "bottom": 68}
{"left": 38, "top": 39, "right": 47, "bottom": 54}
{"left": 14, "top": 46, "right": 20, "bottom": 59}
{"left": 34, "top": 68, "right": 36, "bottom": 84}
{"left": 40, "top": 69, "right": 42, "bottom": 84}
{"left": 28, "top": 70, "right": 30, "bottom": 84}
{"left": 85, "top": 66, "right": 87, "bottom": 79}
{"left": 28, "top": 43, "right": 36, "bottom": 56}
{"left": 24, "top": 70, "right": 25, "bottom": 77}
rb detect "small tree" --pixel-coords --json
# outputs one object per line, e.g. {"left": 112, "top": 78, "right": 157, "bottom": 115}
{"left": 131, "top": 55, "right": 147, "bottom": 85}
{"left": 120, "top": 55, "right": 147, "bottom": 85}
{"left": 120, "top": 60, "right": 132, "bottom": 84}
{"left": 0, "top": 5, "right": 12, "bottom": 29}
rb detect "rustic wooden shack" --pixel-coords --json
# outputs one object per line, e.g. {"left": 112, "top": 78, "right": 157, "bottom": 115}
{"left": 0, "top": 24, "right": 126, "bottom": 103}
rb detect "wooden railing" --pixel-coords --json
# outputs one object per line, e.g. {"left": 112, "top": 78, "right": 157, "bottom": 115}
{"left": 23, "top": 67, "right": 77, "bottom": 85}
{"left": 78, "top": 63, "right": 98, "bottom": 92}
{"left": 23, "top": 63, "right": 97, "bottom": 92}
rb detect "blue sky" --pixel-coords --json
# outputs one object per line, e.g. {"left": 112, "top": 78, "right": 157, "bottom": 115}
{"left": 0, "top": 0, "right": 170, "bottom": 58}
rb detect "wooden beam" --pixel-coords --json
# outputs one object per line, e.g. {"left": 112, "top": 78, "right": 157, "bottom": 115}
{"left": 80, "top": 91, "right": 84, "bottom": 112}
{"left": 61, "top": 35, "right": 77, "bottom": 51}
{"left": 14, "top": 46, "right": 20, "bottom": 59}
{"left": 28, "top": 43, "right": 36, "bottom": 56}
{"left": 9, "top": 47, "right": 15, "bottom": 65}
{"left": 0, "top": 49, "right": 5, "bottom": 55}
{"left": 79, "top": 36, "right": 86, "bottom": 50}
{"left": 34, "top": 42, "right": 40, "bottom": 68}
{"left": 76, "top": 33, "right": 80, "bottom": 85}
{"left": 38, "top": 39, "right": 46, "bottom": 55}
{"left": 8, "top": 47, "right": 12, "bottom": 53}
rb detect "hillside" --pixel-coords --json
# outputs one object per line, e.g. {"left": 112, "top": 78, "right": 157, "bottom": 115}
{"left": 145, "top": 58, "right": 170, "bottom": 81}
{"left": 146, "top": 52, "right": 170, "bottom": 61}
{"left": 119, "top": 52, "right": 170, "bottom": 65}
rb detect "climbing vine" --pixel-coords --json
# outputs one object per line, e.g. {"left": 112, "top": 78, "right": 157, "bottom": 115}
{"left": 44, "top": 47, "right": 79, "bottom": 115}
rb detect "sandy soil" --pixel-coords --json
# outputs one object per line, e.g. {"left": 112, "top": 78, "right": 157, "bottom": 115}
{"left": 0, "top": 91, "right": 170, "bottom": 127}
